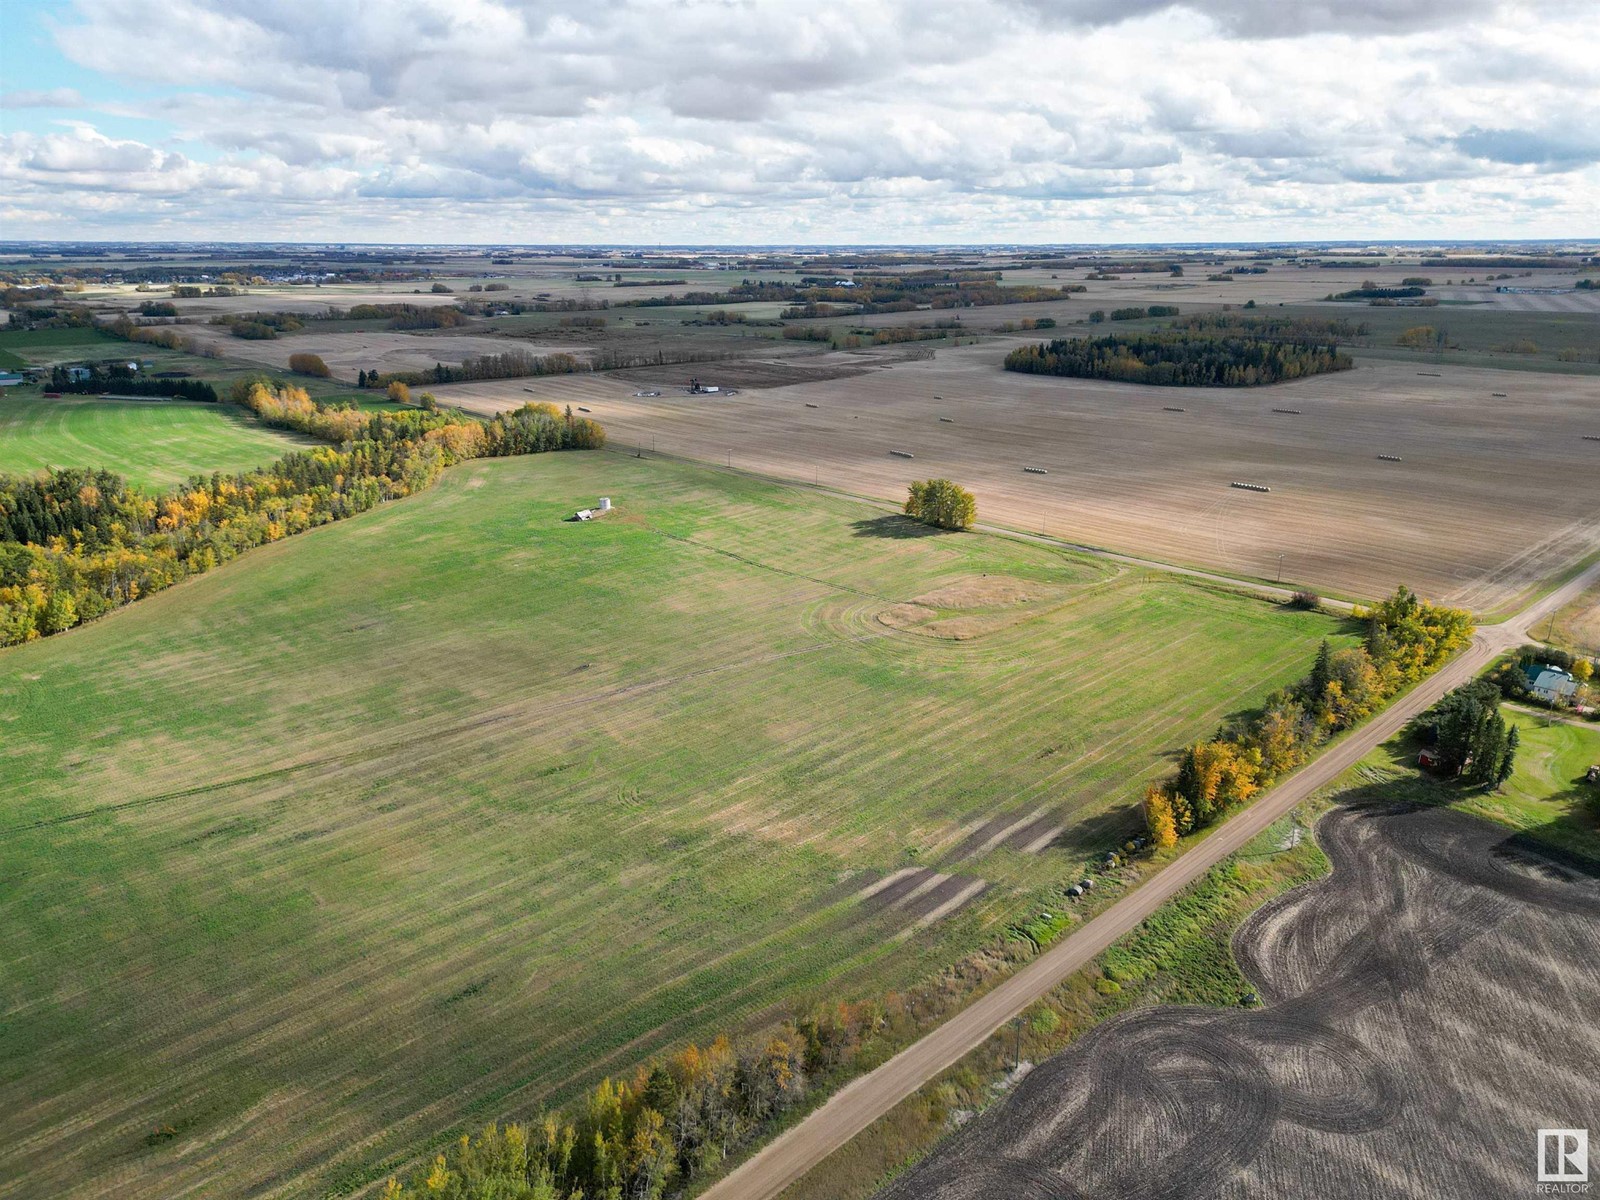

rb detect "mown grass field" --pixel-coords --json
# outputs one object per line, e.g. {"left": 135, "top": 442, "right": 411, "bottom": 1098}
{"left": 0, "top": 452, "right": 1345, "bottom": 1199}
{"left": 1357, "top": 708, "right": 1600, "bottom": 860}
{"left": 0, "top": 395, "right": 318, "bottom": 491}
{"left": 0, "top": 326, "right": 121, "bottom": 353}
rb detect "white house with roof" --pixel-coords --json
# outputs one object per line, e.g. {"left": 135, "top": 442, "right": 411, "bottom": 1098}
{"left": 1524, "top": 664, "right": 1579, "bottom": 704}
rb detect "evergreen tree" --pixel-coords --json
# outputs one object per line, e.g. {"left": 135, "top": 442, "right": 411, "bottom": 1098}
{"left": 1308, "top": 639, "right": 1332, "bottom": 702}
{"left": 1496, "top": 725, "right": 1519, "bottom": 788}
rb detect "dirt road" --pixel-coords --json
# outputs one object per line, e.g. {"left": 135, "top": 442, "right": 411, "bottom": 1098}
{"left": 700, "top": 555, "right": 1600, "bottom": 1200}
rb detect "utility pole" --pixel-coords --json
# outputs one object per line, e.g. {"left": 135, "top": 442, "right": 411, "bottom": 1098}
{"left": 1010, "top": 1016, "right": 1024, "bottom": 1072}
{"left": 1277, "top": 554, "right": 1284, "bottom": 583}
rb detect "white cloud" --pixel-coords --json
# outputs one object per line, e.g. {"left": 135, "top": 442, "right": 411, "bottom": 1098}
{"left": 1, "top": 87, "right": 85, "bottom": 108}
{"left": 0, "top": 0, "right": 1595, "bottom": 240}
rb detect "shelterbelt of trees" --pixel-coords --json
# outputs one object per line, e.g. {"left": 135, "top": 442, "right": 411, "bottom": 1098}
{"left": 1142, "top": 587, "right": 1473, "bottom": 845}
{"left": 0, "top": 380, "right": 604, "bottom": 647}
{"left": 47, "top": 362, "right": 219, "bottom": 402}
{"left": 1005, "top": 331, "right": 1354, "bottom": 387}
{"left": 1168, "top": 312, "right": 1369, "bottom": 341}
{"left": 622, "top": 271, "right": 1081, "bottom": 315}
{"left": 384, "top": 1003, "right": 880, "bottom": 1200}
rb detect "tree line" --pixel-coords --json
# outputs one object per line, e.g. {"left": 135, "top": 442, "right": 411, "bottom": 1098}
{"left": 621, "top": 275, "right": 1081, "bottom": 315}
{"left": 382, "top": 1002, "right": 881, "bottom": 1200}
{"left": 1168, "top": 313, "right": 1367, "bottom": 341}
{"left": 0, "top": 381, "right": 603, "bottom": 647}
{"left": 1005, "top": 332, "right": 1353, "bottom": 387}
{"left": 379, "top": 350, "right": 584, "bottom": 387}
{"left": 1327, "top": 284, "right": 1426, "bottom": 300}
{"left": 1143, "top": 587, "right": 1474, "bottom": 845}
{"left": 47, "top": 362, "right": 218, "bottom": 402}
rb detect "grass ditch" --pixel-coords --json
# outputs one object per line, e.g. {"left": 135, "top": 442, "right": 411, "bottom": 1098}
{"left": 778, "top": 812, "right": 1329, "bottom": 1200}
{"left": 787, "top": 667, "right": 1600, "bottom": 1200}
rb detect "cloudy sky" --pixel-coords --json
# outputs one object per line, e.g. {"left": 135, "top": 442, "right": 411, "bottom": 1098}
{"left": 2, "top": 0, "right": 1596, "bottom": 244}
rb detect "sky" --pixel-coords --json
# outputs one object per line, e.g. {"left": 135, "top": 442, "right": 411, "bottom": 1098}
{"left": 1, "top": 0, "right": 1597, "bottom": 245}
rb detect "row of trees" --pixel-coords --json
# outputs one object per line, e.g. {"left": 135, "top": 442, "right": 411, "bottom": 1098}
{"left": 384, "top": 1003, "right": 879, "bottom": 1200}
{"left": 1143, "top": 587, "right": 1474, "bottom": 845}
{"left": 47, "top": 362, "right": 218, "bottom": 402}
{"left": 620, "top": 275, "right": 1081, "bottom": 315}
{"left": 379, "top": 350, "right": 584, "bottom": 388}
{"left": 0, "top": 382, "right": 603, "bottom": 646}
{"left": 1169, "top": 313, "right": 1367, "bottom": 342}
{"left": 1328, "top": 284, "right": 1426, "bottom": 300}
{"left": 104, "top": 315, "right": 222, "bottom": 359}
{"left": 1095, "top": 305, "right": 1179, "bottom": 321}
{"left": 1004, "top": 332, "right": 1353, "bottom": 388}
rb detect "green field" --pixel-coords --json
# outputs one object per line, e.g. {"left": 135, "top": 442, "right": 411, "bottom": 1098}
{"left": 0, "top": 326, "right": 120, "bottom": 353}
{"left": 1454, "top": 710, "right": 1600, "bottom": 856}
{"left": 0, "top": 395, "right": 318, "bottom": 491}
{"left": 1359, "top": 709, "right": 1600, "bottom": 860}
{"left": 0, "top": 452, "right": 1345, "bottom": 1198}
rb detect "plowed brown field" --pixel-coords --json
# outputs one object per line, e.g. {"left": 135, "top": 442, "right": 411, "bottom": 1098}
{"left": 438, "top": 344, "right": 1600, "bottom": 613}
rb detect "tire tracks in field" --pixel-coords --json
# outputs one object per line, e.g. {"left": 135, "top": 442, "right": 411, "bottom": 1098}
{"left": 879, "top": 802, "right": 1600, "bottom": 1200}
{"left": 701, "top": 555, "right": 1600, "bottom": 1200}
{"left": 0, "top": 523, "right": 971, "bottom": 837}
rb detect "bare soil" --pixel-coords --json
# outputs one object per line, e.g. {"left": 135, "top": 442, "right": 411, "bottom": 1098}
{"left": 441, "top": 343, "right": 1600, "bottom": 613}
{"left": 880, "top": 800, "right": 1600, "bottom": 1200}
{"left": 177, "top": 327, "right": 593, "bottom": 379}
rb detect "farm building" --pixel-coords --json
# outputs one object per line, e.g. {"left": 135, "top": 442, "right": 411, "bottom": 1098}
{"left": 65, "top": 366, "right": 92, "bottom": 383}
{"left": 0, "top": 371, "right": 23, "bottom": 388}
{"left": 1523, "top": 664, "right": 1579, "bottom": 704}
{"left": 1417, "top": 746, "right": 1445, "bottom": 771}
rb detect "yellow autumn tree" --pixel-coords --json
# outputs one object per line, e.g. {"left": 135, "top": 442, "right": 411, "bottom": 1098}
{"left": 1179, "top": 739, "right": 1261, "bottom": 826}
{"left": 1142, "top": 786, "right": 1179, "bottom": 848}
